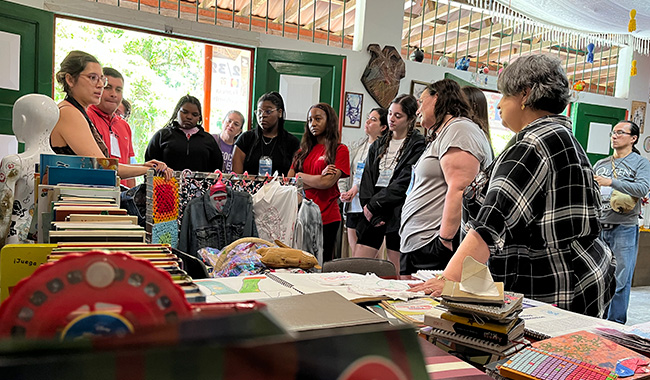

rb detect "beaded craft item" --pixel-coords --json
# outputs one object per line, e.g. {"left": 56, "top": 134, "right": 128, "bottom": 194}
{"left": 151, "top": 176, "right": 179, "bottom": 224}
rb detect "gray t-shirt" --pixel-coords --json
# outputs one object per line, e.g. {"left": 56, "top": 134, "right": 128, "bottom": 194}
{"left": 593, "top": 152, "right": 650, "bottom": 225}
{"left": 400, "top": 117, "right": 492, "bottom": 253}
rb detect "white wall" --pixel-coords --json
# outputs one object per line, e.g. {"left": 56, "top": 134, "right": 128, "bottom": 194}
{"left": 9, "top": 0, "right": 649, "bottom": 149}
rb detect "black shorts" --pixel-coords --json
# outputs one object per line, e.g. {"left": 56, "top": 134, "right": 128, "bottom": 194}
{"left": 345, "top": 212, "right": 363, "bottom": 228}
{"left": 356, "top": 216, "right": 401, "bottom": 251}
{"left": 399, "top": 236, "right": 454, "bottom": 275}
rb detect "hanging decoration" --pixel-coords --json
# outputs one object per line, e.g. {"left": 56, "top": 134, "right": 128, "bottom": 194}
{"left": 463, "top": 0, "right": 650, "bottom": 55}
{"left": 586, "top": 43, "right": 595, "bottom": 64}
{"left": 573, "top": 80, "right": 587, "bottom": 92}
{"left": 436, "top": 56, "right": 449, "bottom": 68}
{"left": 632, "top": 60, "right": 638, "bottom": 76}
{"left": 629, "top": 9, "right": 637, "bottom": 33}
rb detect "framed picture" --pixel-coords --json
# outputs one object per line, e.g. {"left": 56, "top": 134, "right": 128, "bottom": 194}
{"left": 410, "top": 80, "right": 429, "bottom": 99}
{"left": 344, "top": 92, "right": 363, "bottom": 128}
{"left": 631, "top": 100, "right": 646, "bottom": 134}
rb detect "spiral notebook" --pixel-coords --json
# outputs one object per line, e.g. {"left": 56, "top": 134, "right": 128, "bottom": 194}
{"left": 441, "top": 291, "right": 524, "bottom": 322}
{"left": 422, "top": 326, "right": 529, "bottom": 356}
{"left": 520, "top": 304, "right": 622, "bottom": 340}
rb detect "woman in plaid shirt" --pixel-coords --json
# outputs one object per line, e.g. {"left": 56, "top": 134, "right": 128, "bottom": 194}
{"left": 411, "top": 54, "right": 615, "bottom": 317}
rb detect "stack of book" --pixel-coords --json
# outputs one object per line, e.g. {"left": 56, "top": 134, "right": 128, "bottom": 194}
{"left": 46, "top": 243, "right": 205, "bottom": 303}
{"left": 36, "top": 154, "right": 146, "bottom": 244}
{"left": 422, "top": 280, "right": 527, "bottom": 360}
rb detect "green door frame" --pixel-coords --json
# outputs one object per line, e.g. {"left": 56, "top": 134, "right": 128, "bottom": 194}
{"left": 0, "top": 1, "right": 54, "bottom": 138}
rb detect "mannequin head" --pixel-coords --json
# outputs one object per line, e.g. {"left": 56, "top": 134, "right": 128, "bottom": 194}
{"left": 13, "top": 94, "right": 59, "bottom": 151}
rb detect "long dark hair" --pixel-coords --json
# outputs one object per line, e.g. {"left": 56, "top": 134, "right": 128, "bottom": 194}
{"left": 293, "top": 103, "right": 340, "bottom": 172}
{"left": 424, "top": 79, "right": 473, "bottom": 140}
{"left": 55, "top": 51, "right": 100, "bottom": 95}
{"left": 256, "top": 91, "right": 285, "bottom": 131}
{"left": 165, "top": 95, "right": 203, "bottom": 128}
{"left": 378, "top": 94, "right": 418, "bottom": 163}
{"left": 619, "top": 120, "right": 641, "bottom": 154}
{"left": 461, "top": 86, "right": 492, "bottom": 145}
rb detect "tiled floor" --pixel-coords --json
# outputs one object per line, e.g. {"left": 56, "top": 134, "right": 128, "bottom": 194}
{"left": 626, "top": 286, "right": 650, "bottom": 326}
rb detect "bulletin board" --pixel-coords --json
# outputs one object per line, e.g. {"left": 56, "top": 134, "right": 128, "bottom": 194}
{"left": 570, "top": 102, "right": 627, "bottom": 165}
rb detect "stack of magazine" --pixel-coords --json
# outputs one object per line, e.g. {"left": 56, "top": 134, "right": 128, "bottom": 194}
{"left": 422, "top": 287, "right": 528, "bottom": 358}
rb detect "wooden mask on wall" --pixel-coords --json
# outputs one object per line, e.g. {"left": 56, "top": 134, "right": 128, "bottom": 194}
{"left": 361, "top": 44, "right": 406, "bottom": 108}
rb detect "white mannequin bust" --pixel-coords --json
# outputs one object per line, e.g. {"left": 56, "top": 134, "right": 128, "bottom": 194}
{"left": 0, "top": 94, "right": 58, "bottom": 246}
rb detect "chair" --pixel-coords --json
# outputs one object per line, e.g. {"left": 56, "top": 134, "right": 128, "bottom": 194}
{"left": 321, "top": 257, "right": 396, "bottom": 277}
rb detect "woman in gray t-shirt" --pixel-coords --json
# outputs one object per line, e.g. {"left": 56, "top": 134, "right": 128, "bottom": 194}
{"left": 399, "top": 79, "right": 492, "bottom": 274}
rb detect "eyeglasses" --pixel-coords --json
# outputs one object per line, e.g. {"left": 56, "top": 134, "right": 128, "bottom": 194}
{"left": 255, "top": 108, "right": 277, "bottom": 117}
{"left": 81, "top": 73, "right": 108, "bottom": 87}
{"left": 610, "top": 130, "right": 632, "bottom": 137}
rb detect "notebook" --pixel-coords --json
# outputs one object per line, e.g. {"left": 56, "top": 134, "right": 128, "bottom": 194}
{"left": 441, "top": 291, "right": 524, "bottom": 321}
{"left": 262, "top": 291, "right": 388, "bottom": 332}
{"left": 441, "top": 280, "right": 505, "bottom": 305}
{"left": 520, "top": 304, "right": 622, "bottom": 339}
{"left": 421, "top": 326, "right": 528, "bottom": 356}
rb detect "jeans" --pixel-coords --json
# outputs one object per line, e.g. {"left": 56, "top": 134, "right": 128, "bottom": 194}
{"left": 601, "top": 224, "right": 639, "bottom": 324}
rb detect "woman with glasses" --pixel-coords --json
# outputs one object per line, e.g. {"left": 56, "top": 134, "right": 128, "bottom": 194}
{"left": 289, "top": 103, "right": 350, "bottom": 263}
{"left": 145, "top": 95, "right": 223, "bottom": 172}
{"left": 50, "top": 51, "right": 173, "bottom": 180}
{"left": 411, "top": 55, "right": 615, "bottom": 318}
{"left": 356, "top": 94, "right": 426, "bottom": 274}
{"left": 399, "top": 79, "right": 492, "bottom": 275}
{"left": 593, "top": 120, "right": 650, "bottom": 323}
{"left": 232, "top": 91, "right": 300, "bottom": 176}
{"left": 340, "top": 108, "right": 389, "bottom": 256}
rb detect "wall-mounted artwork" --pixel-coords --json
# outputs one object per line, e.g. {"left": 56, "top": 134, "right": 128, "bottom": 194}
{"left": 344, "top": 92, "right": 363, "bottom": 128}
{"left": 410, "top": 80, "right": 429, "bottom": 99}
{"left": 361, "top": 44, "right": 405, "bottom": 108}
{"left": 631, "top": 100, "right": 646, "bottom": 134}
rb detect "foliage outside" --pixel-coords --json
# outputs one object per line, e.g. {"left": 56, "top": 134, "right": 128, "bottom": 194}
{"left": 55, "top": 18, "right": 204, "bottom": 164}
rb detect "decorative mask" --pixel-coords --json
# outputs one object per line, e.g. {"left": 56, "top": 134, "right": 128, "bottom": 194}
{"left": 361, "top": 44, "right": 406, "bottom": 108}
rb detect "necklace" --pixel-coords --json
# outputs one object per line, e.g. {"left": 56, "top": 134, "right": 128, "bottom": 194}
{"left": 262, "top": 135, "right": 275, "bottom": 145}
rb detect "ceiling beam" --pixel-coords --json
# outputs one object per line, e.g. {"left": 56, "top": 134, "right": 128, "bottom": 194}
{"left": 284, "top": 0, "right": 316, "bottom": 22}
{"left": 237, "top": 0, "right": 267, "bottom": 17}
{"left": 403, "top": 4, "right": 451, "bottom": 35}
{"left": 404, "top": 12, "right": 493, "bottom": 49}
{"left": 306, "top": 0, "right": 356, "bottom": 30}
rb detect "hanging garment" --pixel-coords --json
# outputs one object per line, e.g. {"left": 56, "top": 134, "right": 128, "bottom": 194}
{"left": 252, "top": 180, "right": 298, "bottom": 246}
{"left": 178, "top": 187, "right": 257, "bottom": 257}
{"left": 292, "top": 198, "right": 324, "bottom": 265}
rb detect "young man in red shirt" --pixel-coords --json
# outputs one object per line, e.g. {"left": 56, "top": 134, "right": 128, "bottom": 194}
{"left": 88, "top": 67, "right": 136, "bottom": 187}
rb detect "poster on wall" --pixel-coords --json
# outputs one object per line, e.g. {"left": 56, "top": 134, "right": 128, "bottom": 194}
{"left": 344, "top": 92, "right": 363, "bottom": 128}
{"left": 631, "top": 101, "right": 646, "bottom": 134}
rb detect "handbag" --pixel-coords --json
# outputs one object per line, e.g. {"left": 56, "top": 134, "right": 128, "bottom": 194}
{"left": 609, "top": 157, "right": 639, "bottom": 214}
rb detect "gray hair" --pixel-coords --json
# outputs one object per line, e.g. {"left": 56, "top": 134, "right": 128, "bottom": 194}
{"left": 497, "top": 54, "right": 570, "bottom": 114}
{"left": 224, "top": 110, "right": 245, "bottom": 128}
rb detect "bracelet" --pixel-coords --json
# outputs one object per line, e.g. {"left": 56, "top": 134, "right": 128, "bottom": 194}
{"left": 436, "top": 274, "right": 447, "bottom": 282}
{"left": 439, "top": 236, "right": 454, "bottom": 242}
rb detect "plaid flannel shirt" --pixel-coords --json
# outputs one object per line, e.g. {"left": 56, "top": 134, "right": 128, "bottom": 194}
{"left": 463, "top": 115, "right": 615, "bottom": 317}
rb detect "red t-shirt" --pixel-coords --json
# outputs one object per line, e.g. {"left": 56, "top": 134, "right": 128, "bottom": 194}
{"left": 300, "top": 144, "right": 350, "bottom": 225}
{"left": 88, "top": 105, "right": 136, "bottom": 186}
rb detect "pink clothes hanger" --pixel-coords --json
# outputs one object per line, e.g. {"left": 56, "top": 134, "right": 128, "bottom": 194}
{"left": 209, "top": 170, "right": 226, "bottom": 196}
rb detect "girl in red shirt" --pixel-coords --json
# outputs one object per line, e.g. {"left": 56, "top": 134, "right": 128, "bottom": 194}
{"left": 289, "top": 103, "right": 350, "bottom": 264}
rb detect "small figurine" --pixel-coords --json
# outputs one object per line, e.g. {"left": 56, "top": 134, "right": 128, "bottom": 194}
{"left": 437, "top": 56, "right": 449, "bottom": 68}
{"left": 455, "top": 56, "right": 470, "bottom": 71}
